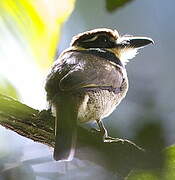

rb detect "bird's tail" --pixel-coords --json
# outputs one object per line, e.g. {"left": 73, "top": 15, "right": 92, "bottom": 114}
{"left": 53, "top": 96, "right": 78, "bottom": 161}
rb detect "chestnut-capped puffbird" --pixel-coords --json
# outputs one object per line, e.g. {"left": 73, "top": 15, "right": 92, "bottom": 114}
{"left": 45, "top": 28, "right": 153, "bottom": 161}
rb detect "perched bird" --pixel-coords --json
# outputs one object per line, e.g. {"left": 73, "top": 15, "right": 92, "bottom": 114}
{"left": 45, "top": 28, "right": 153, "bottom": 161}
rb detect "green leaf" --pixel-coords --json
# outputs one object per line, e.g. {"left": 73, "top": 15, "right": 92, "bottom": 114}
{"left": 126, "top": 145, "right": 175, "bottom": 180}
{"left": 0, "top": 75, "right": 19, "bottom": 99}
{"left": 0, "top": 0, "right": 76, "bottom": 70}
{"left": 126, "top": 170, "right": 159, "bottom": 180}
{"left": 163, "top": 145, "right": 175, "bottom": 179}
{"left": 106, "top": 0, "right": 134, "bottom": 12}
{"left": 0, "top": 0, "right": 76, "bottom": 105}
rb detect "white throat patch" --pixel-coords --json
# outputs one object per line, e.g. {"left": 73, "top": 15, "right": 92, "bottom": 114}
{"left": 119, "top": 48, "right": 138, "bottom": 65}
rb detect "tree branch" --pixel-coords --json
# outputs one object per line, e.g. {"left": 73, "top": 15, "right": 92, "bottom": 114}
{"left": 0, "top": 93, "right": 146, "bottom": 177}
{"left": 0, "top": 94, "right": 55, "bottom": 147}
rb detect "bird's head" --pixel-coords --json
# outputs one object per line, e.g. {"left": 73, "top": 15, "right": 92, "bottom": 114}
{"left": 70, "top": 28, "right": 153, "bottom": 66}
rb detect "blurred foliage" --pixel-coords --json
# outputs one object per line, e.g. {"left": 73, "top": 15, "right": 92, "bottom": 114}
{"left": 127, "top": 145, "right": 175, "bottom": 180}
{"left": 134, "top": 121, "right": 166, "bottom": 169}
{"left": 163, "top": 145, "right": 175, "bottom": 179}
{"left": 0, "top": 0, "right": 175, "bottom": 179}
{"left": 0, "top": 74, "right": 19, "bottom": 99}
{"left": 1, "top": 93, "right": 175, "bottom": 179}
{"left": 0, "top": 0, "right": 76, "bottom": 107}
{"left": 106, "top": 0, "right": 134, "bottom": 12}
{"left": 127, "top": 170, "right": 159, "bottom": 180}
{"left": 0, "top": 0, "right": 75, "bottom": 69}
{"left": 0, "top": 152, "right": 52, "bottom": 180}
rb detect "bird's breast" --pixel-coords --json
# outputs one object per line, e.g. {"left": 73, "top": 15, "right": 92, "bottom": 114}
{"left": 77, "top": 84, "right": 128, "bottom": 123}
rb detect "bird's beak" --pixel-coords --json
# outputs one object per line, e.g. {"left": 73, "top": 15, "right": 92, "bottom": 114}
{"left": 117, "top": 36, "right": 154, "bottom": 48}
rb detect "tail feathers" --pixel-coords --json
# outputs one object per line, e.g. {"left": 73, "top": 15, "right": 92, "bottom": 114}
{"left": 54, "top": 127, "right": 77, "bottom": 161}
{"left": 53, "top": 96, "right": 78, "bottom": 161}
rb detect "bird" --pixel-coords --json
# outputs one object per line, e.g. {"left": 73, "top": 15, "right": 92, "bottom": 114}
{"left": 45, "top": 28, "right": 153, "bottom": 161}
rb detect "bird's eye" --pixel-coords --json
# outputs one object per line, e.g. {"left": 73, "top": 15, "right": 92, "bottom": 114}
{"left": 98, "top": 35, "right": 108, "bottom": 42}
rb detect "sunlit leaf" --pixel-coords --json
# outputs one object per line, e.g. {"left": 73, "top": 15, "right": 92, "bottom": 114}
{"left": 126, "top": 170, "right": 159, "bottom": 180}
{"left": 0, "top": 75, "right": 19, "bottom": 99}
{"left": 0, "top": 0, "right": 76, "bottom": 107}
{"left": 0, "top": 0, "right": 76, "bottom": 69}
{"left": 163, "top": 145, "right": 175, "bottom": 179}
{"left": 106, "top": 0, "right": 134, "bottom": 12}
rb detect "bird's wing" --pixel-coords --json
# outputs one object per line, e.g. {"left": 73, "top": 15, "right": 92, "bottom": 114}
{"left": 59, "top": 66, "right": 123, "bottom": 91}
{"left": 45, "top": 51, "right": 124, "bottom": 98}
{"left": 59, "top": 58, "right": 123, "bottom": 91}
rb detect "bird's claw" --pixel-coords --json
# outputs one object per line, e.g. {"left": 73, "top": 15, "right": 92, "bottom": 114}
{"left": 103, "top": 136, "right": 124, "bottom": 143}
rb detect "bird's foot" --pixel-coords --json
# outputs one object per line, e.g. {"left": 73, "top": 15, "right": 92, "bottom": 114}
{"left": 90, "top": 127, "right": 109, "bottom": 140}
{"left": 90, "top": 128, "right": 117, "bottom": 142}
{"left": 104, "top": 136, "right": 144, "bottom": 151}
{"left": 90, "top": 127, "right": 101, "bottom": 135}
{"left": 90, "top": 128, "right": 143, "bottom": 150}
{"left": 103, "top": 136, "right": 125, "bottom": 143}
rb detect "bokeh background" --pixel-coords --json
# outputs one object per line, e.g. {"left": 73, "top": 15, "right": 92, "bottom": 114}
{"left": 0, "top": 0, "right": 175, "bottom": 179}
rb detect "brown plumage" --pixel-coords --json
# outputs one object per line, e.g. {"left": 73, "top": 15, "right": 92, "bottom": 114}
{"left": 45, "top": 28, "right": 153, "bottom": 161}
